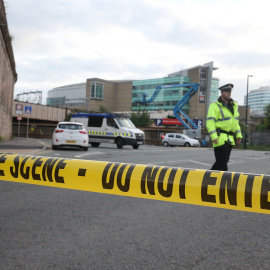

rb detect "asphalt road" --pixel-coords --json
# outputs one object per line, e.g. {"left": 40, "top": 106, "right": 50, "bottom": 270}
{"left": 41, "top": 142, "right": 270, "bottom": 175}
{"left": 1, "top": 143, "right": 270, "bottom": 269}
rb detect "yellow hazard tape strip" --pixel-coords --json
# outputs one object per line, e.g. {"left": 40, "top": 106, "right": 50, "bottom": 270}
{"left": 0, "top": 153, "right": 270, "bottom": 214}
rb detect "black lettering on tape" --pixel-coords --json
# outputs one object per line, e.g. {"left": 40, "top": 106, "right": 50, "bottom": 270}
{"left": 109, "top": 163, "right": 121, "bottom": 188}
{"left": 244, "top": 174, "right": 259, "bottom": 208}
{"left": 102, "top": 163, "right": 135, "bottom": 191}
{"left": 9, "top": 156, "right": 65, "bottom": 183}
{"left": 0, "top": 154, "right": 7, "bottom": 176}
{"left": 116, "top": 164, "right": 135, "bottom": 192}
{"left": 78, "top": 169, "right": 86, "bottom": 177}
{"left": 10, "top": 155, "right": 20, "bottom": 178}
{"left": 54, "top": 159, "right": 66, "bottom": 183}
{"left": 158, "top": 167, "right": 177, "bottom": 198}
{"left": 219, "top": 172, "right": 240, "bottom": 205}
{"left": 20, "top": 156, "right": 31, "bottom": 180}
{"left": 141, "top": 166, "right": 159, "bottom": 195}
{"left": 42, "top": 158, "right": 58, "bottom": 182}
{"left": 201, "top": 171, "right": 217, "bottom": 203}
{"left": 116, "top": 164, "right": 128, "bottom": 190}
{"left": 261, "top": 175, "right": 270, "bottom": 210}
{"left": 179, "top": 169, "right": 191, "bottom": 199}
{"left": 32, "top": 157, "right": 43, "bottom": 180}
{"left": 102, "top": 163, "right": 114, "bottom": 189}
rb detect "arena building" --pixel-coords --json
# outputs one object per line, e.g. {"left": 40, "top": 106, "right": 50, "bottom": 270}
{"left": 47, "top": 83, "right": 87, "bottom": 107}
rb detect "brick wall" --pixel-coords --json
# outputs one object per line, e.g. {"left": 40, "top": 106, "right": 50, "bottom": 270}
{"left": 0, "top": 0, "right": 17, "bottom": 140}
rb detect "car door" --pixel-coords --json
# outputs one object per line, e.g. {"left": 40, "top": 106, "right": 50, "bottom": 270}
{"left": 175, "top": 134, "right": 182, "bottom": 146}
{"left": 167, "top": 134, "right": 175, "bottom": 145}
{"left": 180, "top": 135, "right": 189, "bottom": 146}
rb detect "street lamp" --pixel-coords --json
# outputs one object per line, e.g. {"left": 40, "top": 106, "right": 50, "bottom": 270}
{"left": 244, "top": 75, "right": 253, "bottom": 149}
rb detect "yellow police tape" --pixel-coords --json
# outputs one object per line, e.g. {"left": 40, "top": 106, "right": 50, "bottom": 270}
{"left": 0, "top": 153, "right": 270, "bottom": 214}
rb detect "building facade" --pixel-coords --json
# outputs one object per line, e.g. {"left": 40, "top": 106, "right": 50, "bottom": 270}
{"left": 46, "top": 61, "right": 219, "bottom": 128}
{"left": 0, "top": 0, "right": 17, "bottom": 140}
{"left": 86, "top": 79, "right": 133, "bottom": 112}
{"left": 245, "top": 86, "right": 270, "bottom": 116}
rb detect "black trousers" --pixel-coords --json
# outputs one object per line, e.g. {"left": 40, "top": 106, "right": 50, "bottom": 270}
{"left": 210, "top": 142, "right": 232, "bottom": 171}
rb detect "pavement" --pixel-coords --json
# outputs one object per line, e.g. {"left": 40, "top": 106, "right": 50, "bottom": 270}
{"left": 0, "top": 137, "right": 51, "bottom": 154}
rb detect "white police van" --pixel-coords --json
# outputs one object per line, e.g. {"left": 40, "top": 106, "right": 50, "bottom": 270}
{"left": 70, "top": 113, "right": 145, "bottom": 149}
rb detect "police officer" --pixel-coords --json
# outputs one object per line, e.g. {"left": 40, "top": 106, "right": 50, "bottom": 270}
{"left": 206, "top": 83, "right": 242, "bottom": 171}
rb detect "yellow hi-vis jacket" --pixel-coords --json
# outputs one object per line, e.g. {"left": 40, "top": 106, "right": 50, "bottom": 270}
{"left": 206, "top": 98, "right": 242, "bottom": 147}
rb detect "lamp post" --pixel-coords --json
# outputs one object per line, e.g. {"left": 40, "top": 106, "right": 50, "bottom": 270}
{"left": 244, "top": 75, "right": 253, "bottom": 149}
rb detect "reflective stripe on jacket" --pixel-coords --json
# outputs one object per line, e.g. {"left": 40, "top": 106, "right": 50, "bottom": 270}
{"left": 206, "top": 100, "right": 242, "bottom": 147}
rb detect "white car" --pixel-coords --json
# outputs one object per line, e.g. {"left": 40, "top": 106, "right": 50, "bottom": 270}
{"left": 52, "top": 122, "right": 89, "bottom": 151}
{"left": 162, "top": 133, "right": 200, "bottom": 147}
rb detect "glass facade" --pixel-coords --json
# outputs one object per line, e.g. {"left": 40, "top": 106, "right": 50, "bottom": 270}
{"left": 245, "top": 86, "right": 270, "bottom": 115}
{"left": 210, "top": 79, "right": 219, "bottom": 103}
{"left": 47, "top": 97, "right": 66, "bottom": 106}
{"left": 132, "top": 77, "right": 191, "bottom": 112}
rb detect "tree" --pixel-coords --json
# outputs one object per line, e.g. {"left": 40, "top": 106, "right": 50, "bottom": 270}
{"left": 130, "top": 109, "right": 152, "bottom": 127}
{"left": 99, "top": 105, "right": 107, "bottom": 113}
{"left": 263, "top": 104, "right": 270, "bottom": 130}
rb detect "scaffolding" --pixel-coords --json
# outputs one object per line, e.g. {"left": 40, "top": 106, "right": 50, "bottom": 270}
{"left": 15, "top": 91, "right": 42, "bottom": 104}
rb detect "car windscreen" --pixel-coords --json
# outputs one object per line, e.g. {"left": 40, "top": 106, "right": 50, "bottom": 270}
{"left": 59, "top": 124, "right": 83, "bottom": 130}
{"left": 115, "top": 117, "right": 136, "bottom": 128}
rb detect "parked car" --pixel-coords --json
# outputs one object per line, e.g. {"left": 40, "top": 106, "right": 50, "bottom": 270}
{"left": 52, "top": 122, "right": 89, "bottom": 151}
{"left": 162, "top": 133, "right": 200, "bottom": 147}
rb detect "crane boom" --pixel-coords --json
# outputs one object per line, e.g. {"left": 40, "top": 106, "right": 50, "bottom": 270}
{"left": 140, "top": 83, "right": 200, "bottom": 129}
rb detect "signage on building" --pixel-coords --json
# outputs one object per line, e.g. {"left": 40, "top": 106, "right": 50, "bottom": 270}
{"left": 15, "top": 104, "right": 23, "bottom": 115}
{"left": 199, "top": 68, "right": 207, "bottom": 103}
{"left": 193, "top": 119, "right": 203, "bottom": 128}
{"left": 155, "top": 119, "right": 184, "bottom": 126}
{"left": 156, "top": 119, "right": 163, "bottom": 126}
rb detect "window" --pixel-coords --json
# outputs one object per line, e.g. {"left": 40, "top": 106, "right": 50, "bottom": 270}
{"left": 88, "top": 116, "right": 104, "bottom": 127}
{"left": 168, "top": 134, "right": 174, "bottom": 138}
{"left": 59, "top": 124, "right": 83, "bottom": 130}
{"left": 91, "top": 82, "right": 103, "bottom": 99}
{"left": 107, "top": 117, "right": 118, "bottom": 128}
{"left": 115, "top": 117, "right": 135, "bottom": 128}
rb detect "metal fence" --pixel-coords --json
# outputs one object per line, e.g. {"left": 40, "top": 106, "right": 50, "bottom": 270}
{"left": 250, "top": 131, "right": 270, "bottom": 146}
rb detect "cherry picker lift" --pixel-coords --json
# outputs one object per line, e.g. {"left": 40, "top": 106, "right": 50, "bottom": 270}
{"left": 137, "top": 82, "right": 201, "bottom": 138}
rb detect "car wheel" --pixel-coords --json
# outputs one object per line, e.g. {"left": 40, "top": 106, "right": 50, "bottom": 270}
{"left": 184, "top": 142, "right": 191, "bottom": 147}
{"left": 83, "top": 147, "right": 88, "bottom": 151}
{"left": 163, "top": 141, "right": 169, "bottom": 147}
{"left": 91, "top": 143, "right": 100, "bottom": 147}
{"left": 116, "top": 138, "right": 124, "bottom": 149}
{"left": 133, "top": 145, "right": 139, "bottom": 149}
{"left": 52, "top": 144, "right": 57, "bottom": 150}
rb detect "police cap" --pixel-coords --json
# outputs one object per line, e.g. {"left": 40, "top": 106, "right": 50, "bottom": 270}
{"left": 219, "top": 84, "right": 234, "bottom": 92}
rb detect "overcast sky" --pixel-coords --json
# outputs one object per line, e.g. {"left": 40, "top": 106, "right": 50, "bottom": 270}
{"left": 5, "top": 0, "right": 270, "bottom": 105}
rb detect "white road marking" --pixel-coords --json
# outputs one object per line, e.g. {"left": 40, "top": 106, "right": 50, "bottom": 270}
{"left": 186, "top": 160, "right": 211, "bottom": 166}
{"left": 245, "top": 156, "right": 270, "bottom": 160}
{"left": 228, "top": 161, "right": 244, "bottom": 165}
{"left": 75, "top": 151, "right": 105, "bottom": 158}
{"left": 147, "top": 160, "right": 210, "bottom": 166}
